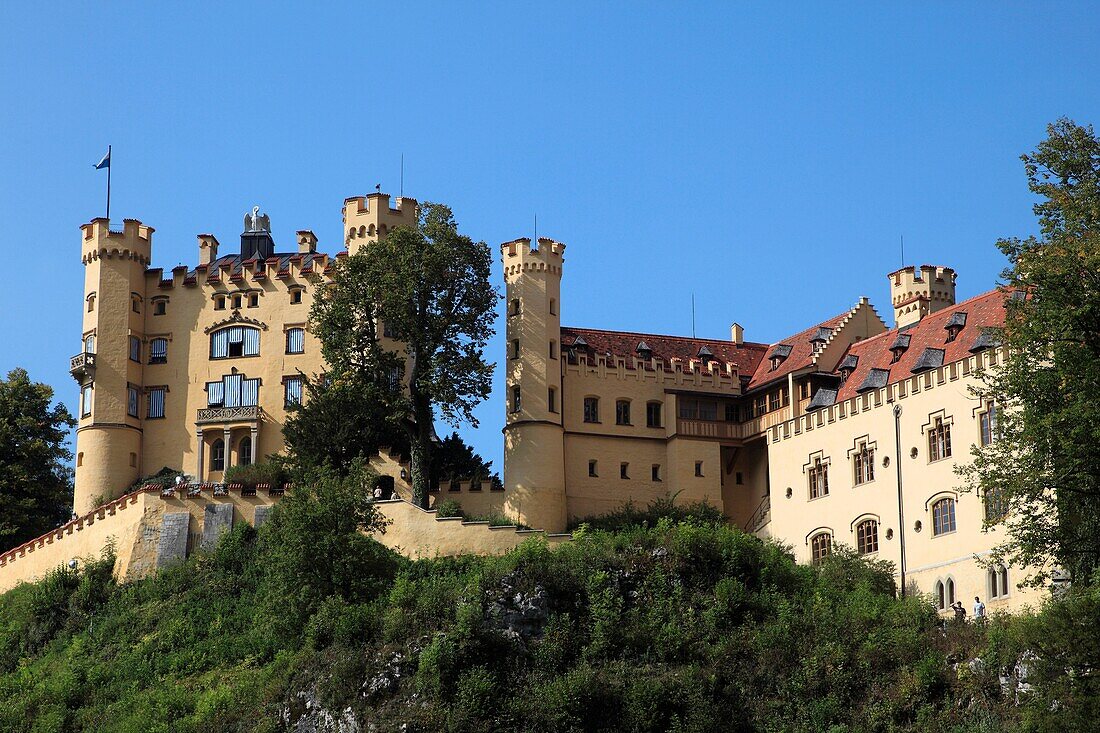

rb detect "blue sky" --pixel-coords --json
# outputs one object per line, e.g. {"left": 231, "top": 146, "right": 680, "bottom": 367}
{"left": 1, "top": 3, "right": 1096, "bottom": 474}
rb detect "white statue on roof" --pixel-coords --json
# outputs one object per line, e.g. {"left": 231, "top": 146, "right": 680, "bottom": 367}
{"left": 244, "top": 206, "right": 271, "bottom": 233}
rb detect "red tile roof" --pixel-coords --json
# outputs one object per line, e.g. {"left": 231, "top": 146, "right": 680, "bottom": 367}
{"left": 745, "top": 312, "right": 852, "bottom": 390}
{"left": 560, "top": 326, "right": 768, "bottom": 376}
{"left": 833, "top": 289, "right": 1006, "bottom": 401}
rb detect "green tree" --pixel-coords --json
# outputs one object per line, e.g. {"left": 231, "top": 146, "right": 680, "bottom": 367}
{"left": 311, "top": 203, "right": 497, "bottom": 508}
{"left": 959, "top": 118, "right": 1100, "bottom": 584}
{"left": 0, "top": 368, "right": 76, "bottom": 550}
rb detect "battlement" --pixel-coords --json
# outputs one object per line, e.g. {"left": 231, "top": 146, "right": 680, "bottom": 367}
{"left": 80, "top": 218, "right": 153, "bottom": 265}
{"left": 501, "top": 236, "right": 566, "bottom": 280}
{"left": 564, "top": 351, "right": 743, "bottom": 393}
{"left": 888, "top": 264, "right": 957, "bottom": 327}
{"left": 343, "top": 192, "right": 418, "bottom": 252}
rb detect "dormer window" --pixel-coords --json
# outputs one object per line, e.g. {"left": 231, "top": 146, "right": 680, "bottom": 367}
{"left": 768, "top": 344, "right": 793, "bottom": 371}
{"left": 944, "top": 312, "right": 967, "bottom": 342}
{"left": 636, "top": 341, "right": 652, "bottom": 360}
{"left": 697, "top": 345, "right": 715, "bottom": 364}
{"left": 837, "top": 354, "right": 858, "bottom": 383}
{"left": 889, "top": 333, "right": 911, "bottom": 363}
{"left": 810, "top": 327, "right": 832, "bottom": 354}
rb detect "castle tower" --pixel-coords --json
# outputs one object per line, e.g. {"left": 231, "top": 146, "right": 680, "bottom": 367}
{"left": 72, "top": 218, "right": 153, "bottom": 514}
{"left": 342, "top": 192, "right": 418, "bottom": 255}
{"left": 500, "top": 237, "right": 568, "bottom": 532}
{"left": 889, "top": 264, "right": 957, "bottom": 328}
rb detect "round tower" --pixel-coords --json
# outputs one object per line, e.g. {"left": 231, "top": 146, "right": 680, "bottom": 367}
{"left": 72, "top": 218, "right": 153, "bottom": 514}
{"left": 500, "top": 237, "right": 568, "bottom": 532}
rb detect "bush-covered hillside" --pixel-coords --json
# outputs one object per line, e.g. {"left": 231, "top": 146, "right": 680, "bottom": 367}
{"left": 0, "top": 486, "right": 1097, "bottom": 733}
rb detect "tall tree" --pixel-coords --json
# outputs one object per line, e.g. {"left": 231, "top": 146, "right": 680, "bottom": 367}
{"left": 311, "top": 202, "right": 497, "bottom": 507}
{"left": 0, "top": 368, "right": 76, "bottom": 550}
{"left": 959, "top": 118, "right": 1100, "bottom": 584}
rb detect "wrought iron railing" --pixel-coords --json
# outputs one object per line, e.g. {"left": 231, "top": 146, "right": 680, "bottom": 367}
{"left": 745, "top": 496, "right": 771, "bottom": 534}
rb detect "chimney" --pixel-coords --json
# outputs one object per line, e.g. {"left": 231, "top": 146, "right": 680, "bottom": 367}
{"left": 198, "top": 234, "right": 220, "bottom": 266}
{"left": 297, "top": 230, "right": 318, "bottom": 254}
{"left": 730, "top": 322, "right": 744, "bottom": 344}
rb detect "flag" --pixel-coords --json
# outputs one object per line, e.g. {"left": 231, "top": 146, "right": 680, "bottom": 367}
{"left": 94, "top": 149, "right": 110, "bottom": 169}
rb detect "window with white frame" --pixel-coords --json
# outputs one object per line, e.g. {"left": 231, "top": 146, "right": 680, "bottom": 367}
{"left": 147, "top": 388, "right": 166, "bottom": 419}
{"left": 286, "top": 328, "right": 305, "bottom": 355}
{"left": 210, "top": 326, "right": 260, "bottom": 359}
{"left": 83, "top": 334, "right": 95, "bottom": 354}
{"left": 81, "top": 384, "right": 92, "bottom": 417}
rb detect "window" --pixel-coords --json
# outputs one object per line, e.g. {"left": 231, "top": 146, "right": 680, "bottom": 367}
{"left": 583, "top": 396, "right": 599, "bottom": 423}
{"left": 153, "top": 299, "right": 166, "bottom": 316}
{"left": 946, "top": 578, "right": 956, "bottom": 606}
{"left": 928, "top": 417, "right": 952, "bottom": 461}
{"left": 735, "top": 472, "right": 743, "bottom": 485}
{"left": 694, "top": 461, "right": 704, "bottom": 477}
{"left": 769, "top": 390, "right": 781, "bottom": 412}
{"left": 980, "top": 403, "right": 999, "bottom": 446}
{"left": 290, "top": 288, "right": 303, "bottom": 304}
{"left": 127, "top": 385, "right": 139, "bottom": 418}
{"left": 129, "top": 336, "right": 141, "bottom": 363}
{"left": 754, "top": 394, "right": 767, "bottom": 416}
{"left": 549, "top": 298, "right": 557, "bottom": 316}
{"left": 549, "top": 340, "right": 557, "bottom": 360}
{"left": 285, "top": 376, "right": 303, "bottom": 407}
{"left": 548, "top": 387, "right": 557, "bottom": 413}
{"left": 239, "top": 436, "right": 253, "bottom": 466}
{"left": 131, "top": 295, "right": 141, "bottom": 314}
{"left": 984, "top": 487, "right": 1007, "bottom": 523}
{"left": 211, "top": 439, "right": 225, "bottom": 472}
{"left": 856, "top": 519, "right": 879, "bottom": 554}
{"left": 511, "top": 339, "right": 520, "bottom": 359}
{"left": 799, "top": 381, "right": 811, "bottom": 399}
{"left": 147, "top": 388, "right": 166, "bottom": 419}
{"left": 215, "top": 295, "right": 226, "bottom": 310}
{"left": 206, "top": 374, "right": 260, "bottom": 407}
{"left": 810, "top": 533, "right": 832, "bottom": 565}
{"left": 588, "top": 460, "right": 598, "bottom": 477}
{"left": 932, "top": 497, "right": 957, "bottom": 535}
{"left": 646, "top": 402, "right": 662, "bottom": 428}
{"left": 248, "top": 293, "right": 259, "bottom": 308}
{"left": 210, "top": 326, "right": 261, "bottom": 358}
{"left": 83, "top": 334, "right": 95, "bottom": 354}
{"left": 149, "top": 338, "right": 168, "bottom": 364}
{"left": 382, "top": 321, "right": 395, "bottom": 338}
{"left": 232, "top": 294, "right": 242, "bottom": 310}
{"left": 87, "top": 293, "right": 96, "bottom": 312}
{"left": 854, "top": 442, "right": 874, "bottom": 485}
{"left": 724, "top": 403, "right": 737, "bottom": 422}
{"left": 77, "top": 452, "right": 83, "bottom": 467}
{"left": 679, "top": 398, "right": 717, "bottom": 420}
{"left": 286, "top": 328, "right": 305, "bottom": 355}
{"left": 509, "top": 298, "right": 520, "bottom": 317}
{"left": 935, "top": 581, "right": 946, "bottom": 610}
{"left": 615, "top": 400, "right": 631, "bottom": 425}
{"left": 81, "top": 384, "right": 92, "bottom": 417}
{"left": 651, "top": 464, "right": 661, "bottom": 482}
{"left": 809, "top": 458, "right": 829, "bottom": 499}
{"left": 989, "top": 566, "right": 1010, "bottom": 599}
{"left": 129, "top": 452, "right": 137, "bottom": 468}
{"left": 511, "top": 385, "right": 521, "bottom": 413}
{"left": 620, "top": 462, "right": 629, "bottom": 479}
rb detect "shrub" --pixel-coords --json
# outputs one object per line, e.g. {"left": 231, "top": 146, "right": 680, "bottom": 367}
{"left": 569, "top": 495, "right": 725, "bottom": 531}
{"left": 223, "top": 462, "right": 287, "bottom": 488}
{"left": 434, "top": 498, "right": 463, "bottom": 518}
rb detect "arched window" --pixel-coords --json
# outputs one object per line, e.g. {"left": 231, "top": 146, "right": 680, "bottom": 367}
{"left": 989, "top": 566, "right": 1010, "bottom": 599}
{"left": 809, "top": 457, "right": 829, "bottom": 499}
{"left": 810, "top": 532, "right": 832, "bottom": 565}
{"left": 210, "top": 326, "right": 261, "bottom": 359}
{"left": 946, "top": 577, "right": 956, "bottom": 605}
{"left": 211, "top": 439, "right": 225, "bottom": 472}
{"left": 239, "top": 436, "right": 252, "bottom": 466}
{"left": 83, "top": 334, "right": 95, "bottom": 354}
{"left": 856, "top": 519, "right": 879, "bottom": 554}
{"left": 86, "top": 293, "right": 96, "bottom": 312}
{"left": 935, "top": 580, "right": 946, "bottom": 610}
{"left": 932, "top": 498, "right": 957, "bottom": 536}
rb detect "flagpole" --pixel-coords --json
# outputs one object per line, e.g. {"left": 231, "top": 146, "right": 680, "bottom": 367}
{"left": 106, "top": 145, "right": 111, "bottom": 222}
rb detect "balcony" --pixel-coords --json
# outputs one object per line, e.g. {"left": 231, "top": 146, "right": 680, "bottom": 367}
{"left": 196, "top": 405, "right": 261, "bottom": 424}
{"left": 70, "top": 352, "right": 96, "bottom": 383}
{"left": 675, "top": 418, "right": 743, "bottom": 441}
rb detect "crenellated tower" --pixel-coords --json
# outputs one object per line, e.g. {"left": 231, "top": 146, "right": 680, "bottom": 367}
{"left": 500, "top": 237, "right": 568, "bottom": 532}
{"left": 72, "top": 219, "right": 154, "bottom": 513}
{"left": 342, "top": 193, "right": 418, "bottom": 255}
{"left": 889, "top": 264, "right": 957, "bottom": 328}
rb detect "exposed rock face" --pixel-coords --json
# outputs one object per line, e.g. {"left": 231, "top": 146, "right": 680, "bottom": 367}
{"left": 488, "top": 572, "right": 550, "bottom": 643}
{"left": 283, "top": 686, "right": 361, "bottom": 733}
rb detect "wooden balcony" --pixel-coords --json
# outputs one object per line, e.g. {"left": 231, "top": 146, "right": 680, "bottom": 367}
{"left": 675, "top": 418, "right": 743, "bottom": 441}
{"left": 196, "top": 405, "right": 261, "bottom": 424}
{"left": 70, "top": 352, "right": 96, "bottom": 383}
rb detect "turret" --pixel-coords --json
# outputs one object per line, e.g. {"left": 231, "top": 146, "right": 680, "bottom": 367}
{"left": 889, "top": 264, "right": 956, "bottom": 328}
{"left": 500, "top": 236, "right": 568, "bottom": 532}
{"left": 73, "top": 218, "right": 153, "bottom": 513}
{"left": 342, "top": 192, "right": 418, "bottom": 255}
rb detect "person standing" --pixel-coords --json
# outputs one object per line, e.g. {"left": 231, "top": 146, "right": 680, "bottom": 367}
{"left": 973, "top": 596, "right": 986, "bottom": 620}
{"left": 953, "top": 601, "right": 966, "bottom": 622}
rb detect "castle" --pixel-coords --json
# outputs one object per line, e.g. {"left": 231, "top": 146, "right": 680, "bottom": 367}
{"left": 3, "top": 191, "right": 1036, "bottom": 613}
